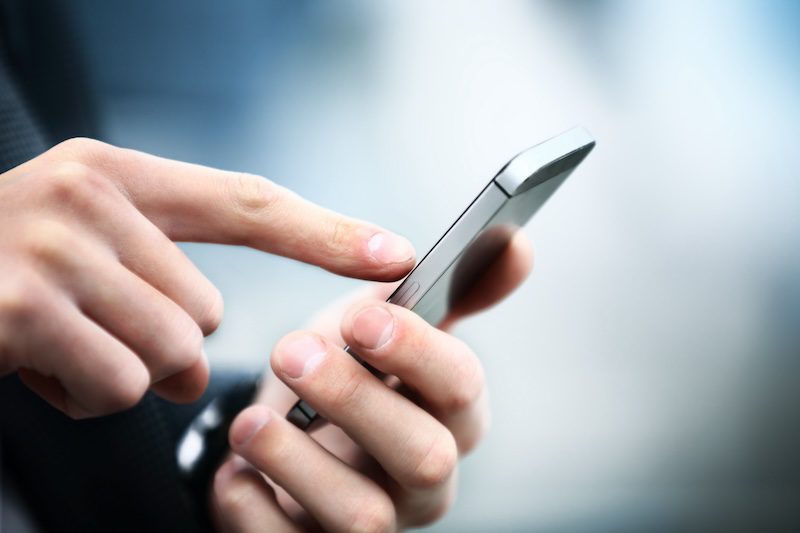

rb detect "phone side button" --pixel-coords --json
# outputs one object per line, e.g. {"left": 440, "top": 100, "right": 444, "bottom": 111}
{"left": 396, "top": 282, "right": 420, "bottom": 308}
{"left": 388, "top": 283, "right": 410, "bottom": 305}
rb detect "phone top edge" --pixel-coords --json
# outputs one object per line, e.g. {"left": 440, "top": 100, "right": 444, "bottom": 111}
{"left": 493, "top": 126, "right": 595, "bottom": 196}
{"left": 386, "top": 127, "right": 596, "bottom": 314}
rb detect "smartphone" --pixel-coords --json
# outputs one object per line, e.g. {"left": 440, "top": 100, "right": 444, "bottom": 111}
{"left": 287, "top": 127, "right": 596, "bottom": 430}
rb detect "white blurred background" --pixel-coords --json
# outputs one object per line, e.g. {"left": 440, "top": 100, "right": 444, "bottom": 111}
{"left": 68, "top": 1, "right": 800, "bottom": 530}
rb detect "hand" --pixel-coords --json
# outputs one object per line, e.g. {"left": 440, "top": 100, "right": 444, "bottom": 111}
{"left": 212, "top": 232, "right": 533, "bottom": 532}
{"left": 0, "top": 138, "right": 415, "bottom": 418}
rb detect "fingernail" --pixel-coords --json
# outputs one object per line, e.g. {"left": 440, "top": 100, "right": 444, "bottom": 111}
{"left": 368, "top": 232, "right": 414, "bottom": 264}
{"left": 352, "top": 306, "right": 395, "bottom": 350}
{"left": 279, "top": 335, "right": 327, "bottom": 379}
{"left": 230, "top": 407, "right": 271, "bottom": 447}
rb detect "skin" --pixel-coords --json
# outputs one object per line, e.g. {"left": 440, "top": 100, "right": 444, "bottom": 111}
{"left": 0, "top": 136, "right": 535, "bottom": 530}
{"left": 212, "top": 232, "right": 534, "bottom": 532}
{"left": 0, "top": 138, "right": 416, "bottom": 418}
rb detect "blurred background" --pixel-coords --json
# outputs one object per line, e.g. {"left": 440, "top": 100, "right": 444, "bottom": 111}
{"left": 19, "top": 0, "right": 800, "bottom": 530}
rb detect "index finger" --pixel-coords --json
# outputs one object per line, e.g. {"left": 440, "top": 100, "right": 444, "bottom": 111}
{"left": 48, "top": 139, "right": 416, "bottom": 281}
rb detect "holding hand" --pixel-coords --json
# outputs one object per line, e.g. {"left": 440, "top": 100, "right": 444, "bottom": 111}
{"left": 0, "top": 138, "right": 415, "bottom": 418}
{"left": 213, "top": 233, "right": 533, "bottom": 532}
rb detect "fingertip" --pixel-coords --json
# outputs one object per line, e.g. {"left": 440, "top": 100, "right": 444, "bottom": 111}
{"left": 63, "top": 400, "right": 95, "bottom": 420}
{"left": 331, "top": 254, "right": 415, "bottom": 283}
{"left": 18, "top": 368, "right": 69, "bottom": 413}
{"left": 150, "top": 352, "right": 209, "bottom": 403}
{"left": 213, "top": 456, "right": 250, "bottom": 497}
{"left": 271, "top": 331, "right": 327, "bottom": 380}
{"left": 366, "top": 231, "right": 416, "bottom": 267}
{"left": 367, "top": 259, "right": 416, "bottom": 282}
{"left": 444, "top": 232, "right": 535, "bottom": 325}
{"left": 23, "top": 373, "right": 94, "bottom": 420}
{"left": 341, "top": 301, "right": 397, "bottom": 352}
{"left": 211, "top": 454, "right": 289, "bottom": 532}
{"left": 229, "top": 404, "right": 273, "bottom": 449}
{"left": 212, "top": 455, "right": 279, "bottom": 529}
{"left": 199, "top": 287, "right": 225, "bottom": 336}
{"left": 510, "top": 231, "right": 535, "bottom": 277}
{"left": 328, "top": 227, "right": 415, "bottom": 282}
{"left": 339, "top": 297, "right": 376, "bottom": 334}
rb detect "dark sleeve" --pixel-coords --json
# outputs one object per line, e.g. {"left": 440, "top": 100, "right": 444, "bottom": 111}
{"left": 0, "top": 371, "right": 257, "bottom": 533}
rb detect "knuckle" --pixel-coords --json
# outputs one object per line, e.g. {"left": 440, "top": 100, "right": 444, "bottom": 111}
{"left": 50, "top": 137, "right": 114, "bottom": 166}
{"left": 21, "top": 219, "right": 79, "bottom": 266}
{"left": 0, "top": 274, "right": 43, "bottom": 371}
{"left": 43, "top": 161, "right": 117, "bottom": 207}
{"left": 330, "top": 218, "right": 354, "bottom": 248}
{"left": 346, "top": 494, "right": 396, "bottom": 533}
{"left": 327, "top": 217, "right": 360, "bottom": 258}
{"left": 328, "top": 368, "right": 365, "bottom": 412}
{"left": 227, "top": 172, "right": 281, "bottom": 221}
{"left": 412, "top": 483, "right": 457, "bottom": 527}
{"left": 0, "top": 272, "right": 43, "bottom": 331}
{"left": 263, "top": 435, "right": 295, "bottom": 467}
{"left": 408, "top": 431, "right": 458, "bottom": 490}
{"left": 50, "top": 160, "right": 93, "bottom": 184}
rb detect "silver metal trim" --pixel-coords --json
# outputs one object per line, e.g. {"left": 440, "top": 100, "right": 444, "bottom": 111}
{"left": 494, "top": 126, "right": 595, "bottom": 196}
{"left": 286, "top": 127, "right": 596, "bottom": 431}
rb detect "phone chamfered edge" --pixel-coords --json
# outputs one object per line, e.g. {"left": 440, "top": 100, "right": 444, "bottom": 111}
{"left": 494, "top": 126, "right": 595, "bottom": 196}
{"left": 286, "top": 127, "right": 596, "bottom": 431}
{"left": 387, "top": 126, "right": 596, "bottom": 314}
